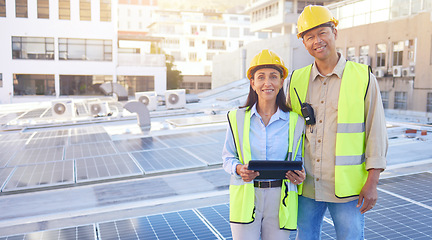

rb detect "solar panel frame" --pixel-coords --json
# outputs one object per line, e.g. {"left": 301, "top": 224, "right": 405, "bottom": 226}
{"left": 0, "top": 224, "right": 96, "bottom": 240}
{"left": 2, "top": 161, "right": 74, "bottom": 192}
{"left": 64, "top": 142, "right": 117, "bottom": 160}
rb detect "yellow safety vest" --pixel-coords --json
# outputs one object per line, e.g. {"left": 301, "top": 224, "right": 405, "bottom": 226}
{"left": 289, "top": 61, "right": 370, "bottom": 198}
{"left": 227, "top": 108, "right": 305, "bottom": 230}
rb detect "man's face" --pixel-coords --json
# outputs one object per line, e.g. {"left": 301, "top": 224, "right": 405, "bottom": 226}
{"left": 302, "top": 26, "right": 338, "bottom": 61}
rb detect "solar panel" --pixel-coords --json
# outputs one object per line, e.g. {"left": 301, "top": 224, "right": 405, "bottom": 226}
{"left": 8, "top": 147, "right": 64, "bottom": 166}
{"left": 65, "top": 142, "right": 117, "bottom": 160}
{"left": 70, "top": 126, "right": 106, "bottom": 135}
{"left": 198, "top": 130, "right": 227, "bottom": 143}
{"left": 98, "top": 209, "right": 221, "bottom": 240}
{"left": 2, "top": 161, "right": 74, "bottom": 192}
{"left": 378, "top": 172, "right": 432, "bottom": 203}
{"left": 0, "top": 167, "right": 14, "bottom": 191}
{"left": 0, "top": 132, "right": 31, "bottom": 142}
{"left": 156, "top": 132, "right": 217, "bottom": 148}
{"left": 75, "top": 154, "right": 142, "bottom": 183}
{"left": 0, "top": 144, "right": 24, "bottom": 168}
{"left": 25, "top": 136, "right": 68, "bottom": 149}
{"left": 70, "top": 133, "right": 111, "bottom": 144}
{"left": 113, "top": 137, "right": 167, "bottom": 153}
{"left": 181, "top": 143, "right": 224, "bottom": 165}
{"left": 31, "top": 129, "right": 70, "bottom": 139}
{"left": 0, "top": 111, "right": 25, "bottom": 125}
{"left": 196, "top": 203, "right": 232, "bottom": 239}
{"left": 18, "top": 108, "right": 48, "bottom": 119}
{"left": 131, "top": 148, "right": 206, "bottom": 174}
{"left": 0, "top": 224, "right": 96, "bottom": 240}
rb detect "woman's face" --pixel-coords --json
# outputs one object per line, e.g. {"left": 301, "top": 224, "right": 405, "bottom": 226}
{"left": 251, "top": 68, "right": 283, "bottom": 103}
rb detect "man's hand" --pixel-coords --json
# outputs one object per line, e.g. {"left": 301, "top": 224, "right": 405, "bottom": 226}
{"left": 236, "top": 164, "right": 259, "bottom": 182}
{"left": 286, "top": 168, "right": 306, "bottom": 185}
{"left": 357, "top": 168, "right": 382, "bottom": 214}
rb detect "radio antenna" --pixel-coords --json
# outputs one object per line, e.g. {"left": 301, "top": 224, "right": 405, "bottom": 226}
{"left": 294, "top": 88, "right": 303, "bottom": 106}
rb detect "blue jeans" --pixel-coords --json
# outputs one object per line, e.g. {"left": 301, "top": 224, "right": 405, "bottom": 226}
{"left": 296, "top": 196, "right": 364, "bottom": 240}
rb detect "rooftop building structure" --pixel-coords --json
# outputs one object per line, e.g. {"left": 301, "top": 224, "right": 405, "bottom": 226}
{"left": 0, "top": 0, "right": 167, "bottom": 104}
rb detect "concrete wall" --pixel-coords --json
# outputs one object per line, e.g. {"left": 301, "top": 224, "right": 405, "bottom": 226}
{"left": 212, "top": 34, "right": 314, "bottom": 88}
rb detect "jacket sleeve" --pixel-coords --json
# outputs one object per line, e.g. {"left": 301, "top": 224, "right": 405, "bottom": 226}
{"left": 364, "top": 72, "right": 388, "bottom": 170}
{"left": 222, "top": 127, "right": 242, "bottom": 178}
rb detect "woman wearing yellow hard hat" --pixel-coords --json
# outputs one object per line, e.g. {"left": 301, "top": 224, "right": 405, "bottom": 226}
{"left": 222, "top": 49, "right": 306, "bottom": 239}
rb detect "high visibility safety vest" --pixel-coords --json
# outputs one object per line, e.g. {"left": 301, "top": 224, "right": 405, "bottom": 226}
{"left": 289, "top": 61, "right": 370, "bottom": 198}
{"left": 227, "top": 108, "right": 305, "bottom": 230}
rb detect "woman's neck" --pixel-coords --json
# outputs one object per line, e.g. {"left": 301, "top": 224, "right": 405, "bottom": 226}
{"left": 256, "top": 101, "right": 277, "bottom": 117}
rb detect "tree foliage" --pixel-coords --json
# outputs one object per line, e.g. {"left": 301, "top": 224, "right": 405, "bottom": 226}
{"left": 165, "top": 54, "right": 183, "bottom": 90}
{"left": 151, "top": 43, "right": 183, "bottom": 90}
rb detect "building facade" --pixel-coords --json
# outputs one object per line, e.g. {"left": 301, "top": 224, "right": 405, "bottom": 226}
{"left": 147, "top": 9, "right": 266, "bottom": 77}
{"left": 0, "top": 0, "right": 166, "bottom": 104}
{"left": 245, "top": 0, "right": 336, "bottom": 34}
{"left": 328, "top": 0, "right": 432, "bottom": 113}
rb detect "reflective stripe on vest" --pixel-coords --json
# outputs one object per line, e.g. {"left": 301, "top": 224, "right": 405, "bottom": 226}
{"left": 289, "top": 61, "right": 370, "bottom": 198}
{"left": 227, "top": 109, "right": 304, "bottom": 230}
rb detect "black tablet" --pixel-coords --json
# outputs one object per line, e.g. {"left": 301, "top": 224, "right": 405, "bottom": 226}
{"left": 247, "top": 160, "right": 302, "bottom": 179}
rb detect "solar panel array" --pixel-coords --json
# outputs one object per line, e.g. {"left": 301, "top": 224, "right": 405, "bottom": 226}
{"left": 1, "top": 172, "right": 431, "bottom": 240}
{"left": 0, "top": 125, "right": 226, "bottom": 192}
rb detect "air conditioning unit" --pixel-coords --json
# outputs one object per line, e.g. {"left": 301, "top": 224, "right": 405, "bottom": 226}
{"left": 349, "top": 56, "right": 359, "bottom": 63}
{"left": 374, "top": 68, "right": 385, "bottom": 78}
{"left": 402, "top": 67, "right": 410, "bottom": 77}
{"left": 88, "top": 101, "right": 110, "bottom": 116}
{"left": 409, "top": 65, "right": 415, "bottom": 76}
{"left": 392, "top": 66, "right": 402, "bottom": 77}
{"left": 359, "top": 56, "right": 371, "bottom": 65}
{"left": 52, "top": 99, "right": 76, "bottom": 119}
{"left": 165, "top": 89, "right": 186, "bottom": 109}
{"left": 135, "top": 91, "right": 157, "bottom": 111}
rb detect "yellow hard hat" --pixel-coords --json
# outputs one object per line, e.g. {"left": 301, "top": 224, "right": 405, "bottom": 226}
{"left": 247, "top": 49, "right": 288, "bottom": 80}
{"left": 296, "top": 5, "right": 339, "bottom": 39}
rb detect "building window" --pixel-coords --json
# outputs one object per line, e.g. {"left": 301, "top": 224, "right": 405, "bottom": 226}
{"left": 427, "top": 93, "right": 432, "bottom": 112}
{"left": 212, "top": 26, "right": 227, "bottom": 37}
{"left": 394, "top": 91, "right": 407, "bottom": 110}
{"left": 117, "top": 75, "right": 154, "bottom": 95}
{"left": 80, "top": 0, "right": 91, "bottom": 21}
{"left": 37, "top": 0, "right": 49, "bottom": 19}
{"left": 181, "top": 82, "right": 196, "bottom": 89}
{"left": 376, "top": 43, "right": 386, "bottom": 67}
{"left": 14, "top": 74, "right": 55, "bottom": 96}
{"left": 12, "top": 36, "right": 54, "bottom": 60}
{"left": 0, "top": 0, "right": 6, "bottom": 17}
{"left": 198, "top": 82, "right": 211, "bottom": 89}
{"left": 191, "top": 25, "right": 198, "bottom": 35}
{"left": 393, "top": 41, "right": 404, "bottom": 66}
{"left": 189, "top": 40, "right": 194, "bottom": 47}
{"left": 206, "top": 53, "right": 215, "bottom": 61}
{"left": 59, "top": 38, "right": 112, "bottom": 61}
{"left": 381, "top": 91, "right": 389, "bottom": 109}
{"left": 100, "top": 0, "right": 111, "bottom": 22}
{"left": 239, "top": 41, "right": 244, "bottom": 48}
{"left": 200, "top": 26, "right": 206, "bottom": 32}
{"left": 230, "top": 27, "right": 240, "bottom": 38}
{"left": 16, "top": 0, "right": 28, "bottom": 18}
{"left": 59, "top": 0, "right": 70, "bottom": 20}
{"left": 189, "top": 52, "right": 197, "bottom": 62}
{"left": 0, "top": 73, "right": 2, "bottom": 88}
{"left": 208, "top": 40, "right": 226, "bottom": 50}
{"left": 60, "top": 75, "right": 111, "bottom": 96}
{"left": 347, "top": 47, "right": 356, "bottom": 60}
{"left": 360, "top": 45, "right": 369, "bottom": 56}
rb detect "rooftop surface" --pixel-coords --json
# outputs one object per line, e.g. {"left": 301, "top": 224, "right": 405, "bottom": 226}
{"left": 0, "top": 91, "right": 431, "bottom": 239}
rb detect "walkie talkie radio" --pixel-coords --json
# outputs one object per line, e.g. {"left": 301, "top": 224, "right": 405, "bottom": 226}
{"left": 294, "top": 88, "right": 316, "bottom": 125}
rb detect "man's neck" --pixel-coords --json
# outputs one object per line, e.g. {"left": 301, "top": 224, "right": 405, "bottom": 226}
{"left": 315, "top": 53, "right": 340, "bottom": 76}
